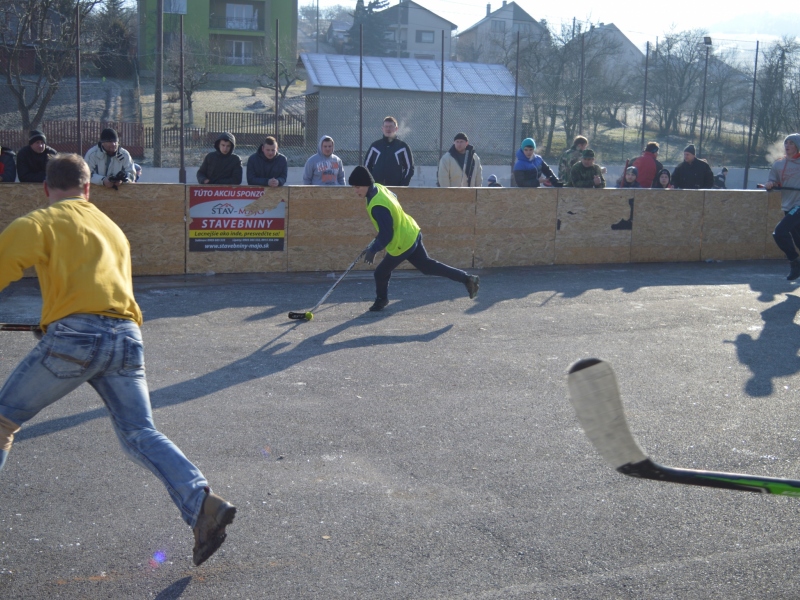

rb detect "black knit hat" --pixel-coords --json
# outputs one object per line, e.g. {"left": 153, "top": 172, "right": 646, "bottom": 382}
{"left": 100, "top": 128, "right": 119, "bottom": 143}
{"left": 348, "top": 165, "right": 374, "bottom": 187}
{"left": 453, "top": 132, "right": 468, "bottom": 142}
{"left": 28, "top": 130, "right": 46, "bottom": 145}
{"left": 684, "top": 144, "right": 696, "bottom": 155}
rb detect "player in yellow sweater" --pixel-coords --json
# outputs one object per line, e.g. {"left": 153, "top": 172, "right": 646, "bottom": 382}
{"left": 0, "top": 154, "right": 234, "bottom": 567}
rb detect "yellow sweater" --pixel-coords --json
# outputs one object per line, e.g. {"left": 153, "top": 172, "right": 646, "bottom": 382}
{"left": 0, "top": 197, "right": 142, "bottom": 327}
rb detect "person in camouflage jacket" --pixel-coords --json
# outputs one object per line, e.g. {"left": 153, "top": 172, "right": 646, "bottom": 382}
{"left": 569, "top": 149, "right": 605, "bottom": 188}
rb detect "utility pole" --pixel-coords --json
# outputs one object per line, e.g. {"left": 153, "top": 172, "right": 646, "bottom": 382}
{"left": 154, "top": 0, "right": 163, "bottom": 167}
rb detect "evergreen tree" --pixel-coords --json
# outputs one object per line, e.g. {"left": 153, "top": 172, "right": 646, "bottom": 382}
{"left": 346, "top": 0, "right": 391, "bottom": 57}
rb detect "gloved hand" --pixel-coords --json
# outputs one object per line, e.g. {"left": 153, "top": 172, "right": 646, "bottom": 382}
{"left": 364, "top": 245, "right": 377, "bottom": 265}
{"left": 549, "top": 176, "right": 564, "bottom": 188}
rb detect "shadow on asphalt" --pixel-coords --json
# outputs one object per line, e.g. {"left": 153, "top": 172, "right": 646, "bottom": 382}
{"left": 16, "top": 297, "right": 453, "bottom": 443}
{"left": 154, "top": 576, "right": 192, "bottom": 599}
{"left": 726, "top": 294, "right": 800, "bottom": 397}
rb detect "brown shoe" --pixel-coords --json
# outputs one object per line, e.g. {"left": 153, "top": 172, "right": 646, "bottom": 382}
{"left": 192, "top": 491, "right": 236, "bottom": 566}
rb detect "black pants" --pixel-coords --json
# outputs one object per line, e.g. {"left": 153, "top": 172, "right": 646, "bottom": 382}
{"left": 374, "top": 234, "right": 468, "bottom": 299}
{"left": 773, "top": 206, "right": 800, "bottom": 261}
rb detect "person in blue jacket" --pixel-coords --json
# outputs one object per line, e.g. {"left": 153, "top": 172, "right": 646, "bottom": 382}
{"left": 513, "top": 138, "right": 560, "bottom": 187}
{"left": 246, "top": 136, "right": 288, "bottom": 187}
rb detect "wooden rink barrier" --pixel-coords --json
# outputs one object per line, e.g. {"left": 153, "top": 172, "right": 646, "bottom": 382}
{"left": 0, "top": 183, "right": 787, "bottom": 276}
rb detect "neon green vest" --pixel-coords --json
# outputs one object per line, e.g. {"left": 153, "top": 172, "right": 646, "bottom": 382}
{"left": 367, "top": 184, "right": 420, "bottom": 256}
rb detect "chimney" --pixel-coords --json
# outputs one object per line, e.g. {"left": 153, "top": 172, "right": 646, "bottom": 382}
{"left": 502, "top": 1, "right": 506, "bottom": 5}
{"left": 486, "top": 4, "right": 491, "bottom": 16}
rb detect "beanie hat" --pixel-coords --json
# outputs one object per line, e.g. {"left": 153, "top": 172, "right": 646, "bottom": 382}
{"left": 348, "top": 165, "right": 374, "bottom": 187}
{"left": 488, "top": 174, "right": 498, "bottom": 183}
{"left": 100, "top": 128, "right": 119, "bottom": 143}
{"left": 28, "top": 130, "right": 46, "bottom": 145}
{"left": 684, "top": 144, "right": 696, "bottom": 155}
{"left": 582, "top": 149, "right": 595, "bottom": 159}
{"left": 626, "top": 166, "right": 638, "bottom": 175}
{"left": 520, "top": 138, "right": 536, "bottom": 150}
{"left": 721, "top": 167, "right": 728, "bottom": 173}
{"left": 784, "top": 134, "right": 800, "bottom": 152}
{"left": 453, "top": 132, "right": 468, "bottom": 142}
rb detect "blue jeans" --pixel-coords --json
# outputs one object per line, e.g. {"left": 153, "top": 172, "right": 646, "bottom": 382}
{"left": 0, "top": 314, "right": 208, "bottom": 527}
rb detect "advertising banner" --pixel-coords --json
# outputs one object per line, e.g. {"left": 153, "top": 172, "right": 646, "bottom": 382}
{"left": 188, "top": 186, "right": 286, "bottom": 252}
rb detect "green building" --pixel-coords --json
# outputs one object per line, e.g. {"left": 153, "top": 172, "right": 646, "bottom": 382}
{"left": 137, "top": 0, "right": 298, "bottom": 77}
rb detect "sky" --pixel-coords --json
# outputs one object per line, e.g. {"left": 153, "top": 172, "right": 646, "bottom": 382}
{"left": 310, "top": 0, "right": 800, "bottom": 54}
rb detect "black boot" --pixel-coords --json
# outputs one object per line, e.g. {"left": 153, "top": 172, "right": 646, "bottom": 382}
{"left": 788, "top": 259, "right": 800, "bottom": 281}
{"left": 369, "top": 297, "right": 389, "bottom": 311}
{"left": 464, "top": 275, "right": 480, "bottom": 299}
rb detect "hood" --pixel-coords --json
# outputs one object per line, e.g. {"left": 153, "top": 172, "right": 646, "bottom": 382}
{"left": 318, "top": 135, "right": 334, "bottom": 155}
{"left": 785, "top": 133, "right": 800, "bottom": 155}
{"left": 215, "top": 132, "right": 236, "bottom": 153}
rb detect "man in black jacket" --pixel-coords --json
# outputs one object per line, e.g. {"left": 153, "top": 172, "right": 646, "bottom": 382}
{"left": 197, "top": 132, "right": 242, "bottom": 185}
{"left": 17, "top": 130, "right": 57, "bottom": 183}
{"left": 246, "top": 136, "right": 287, "bottom": 187}
{"left": 671, "top": 144, "right": 714, "bottom": 189}
{"left": 364, "top": 116, "right": 414, "bottom": 186}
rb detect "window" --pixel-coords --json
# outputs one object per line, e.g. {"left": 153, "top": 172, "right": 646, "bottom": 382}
{"left": 490, "top": 20, "right": 505, "bottom": 33}
{"left": 512, "top": 23, "right": 531, "bottom": 34}
{"left": 226, "top": 40, "right": 253, "bottom": 65}
{"left": 226, "top": 3, "right": 257, "bottom": 30}
{"left": 415, "top": 30, "right": 434, "bottom": 44}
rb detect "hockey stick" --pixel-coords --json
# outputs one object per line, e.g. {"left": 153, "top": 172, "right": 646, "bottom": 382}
{"left": 287, "top": 245, "right": 370, "bottom": 321}
{"left": 0, "top": 323, "right": 41, "bottom": 332}
{"left": 567, "top": 358, "right": 800, "bottom": 496}
{"left": 757, "top": 184, "right": 800, "bottom": 191}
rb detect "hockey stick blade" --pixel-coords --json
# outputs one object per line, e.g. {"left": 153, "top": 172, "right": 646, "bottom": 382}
{"left": 567, "top": 358, "right": 800, "bottom": 496}
{"left": 286, "top": 246, "right": 369, "bottom": 321}
{"left": 0, "top": 323, "right": 41, "bottom": 332}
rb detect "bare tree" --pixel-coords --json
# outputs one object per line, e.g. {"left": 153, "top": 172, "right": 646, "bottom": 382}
{"left": 0, "top": 0, "right": 101, "bottom": 130}
{"left": 254, "top": 36, "right": 299, "bottom": 117}
{"left": 164, "top": 36, "right": 210, "bottom": 126}
{"left": 752, "top": 38, "right": 799, "bottom": 152}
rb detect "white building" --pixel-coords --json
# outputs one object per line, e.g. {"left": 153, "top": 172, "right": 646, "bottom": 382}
{"left": 378, "top": 0, "right": 457, "bottom": 61}
{"left": 457, "top": 1, "right": 549, "bottom": 64}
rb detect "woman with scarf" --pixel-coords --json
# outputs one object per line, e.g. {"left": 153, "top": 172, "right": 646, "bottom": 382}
{"left": 513, "top": 138, "right": 560, "bottom": 188}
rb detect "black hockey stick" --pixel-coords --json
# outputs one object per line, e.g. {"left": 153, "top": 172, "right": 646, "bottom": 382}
{"left": 567, "top": 358, "right": 800, "bottom": 496}
{"left": 287, "top": 245, "right": 370, "bottom": 321}
{"left": 757, "top": 184, "right": 800, "bottom": 191}
{"left": 0, "top": 323, "right": 41, "bottom": 332}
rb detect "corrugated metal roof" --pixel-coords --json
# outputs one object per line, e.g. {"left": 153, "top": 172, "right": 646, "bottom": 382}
{"left": 301, "top": 53, "right": 520, "bottom": 97}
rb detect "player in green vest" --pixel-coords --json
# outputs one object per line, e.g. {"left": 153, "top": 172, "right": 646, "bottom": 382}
{"left": 349, "top": 165, "right": 480, "bottom": 312}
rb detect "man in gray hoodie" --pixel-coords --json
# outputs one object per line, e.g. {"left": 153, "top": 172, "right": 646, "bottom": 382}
{"left": 767, "top": 133, "right": 800, "bottom": 279}
{"left": 302, "top": 135, "right": 345, "bottom": 185}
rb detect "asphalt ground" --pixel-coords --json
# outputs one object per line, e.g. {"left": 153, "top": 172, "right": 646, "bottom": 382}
{"left": 2, "top": 260, "right": 800, "bottom": 599}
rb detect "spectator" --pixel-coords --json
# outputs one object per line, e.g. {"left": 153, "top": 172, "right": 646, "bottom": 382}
{"left": 652, "top": 168, "right": 674, "bottom": 189}
{"left": 487, "top": 174, "right": 502, "bottom": 187}
{"left": 765, "top": 133, "right": 800, "bottom": 279}
{"left": 569, "top": 149, "right": 605, "bottom": 188}
{"left": 17, "top": 130, "right": 57, "bottom": 183}
{"left": 671, "top": 144, "right": 714, "bottom": 189}
{"left": 558, "top": 135, "right": 588, "bottom": 186}
{"left": 620, "top": 166, "right": 641, "bottom": 188}
{"left": 630, "top": 142, "right": 663, "bottom": 188}
{"left": 197, "top": 132, "right": 243, "bottom": 185}
{"left": 437, "top": 132, "right": 482, "bottom": 187}
{"left": 303, "top": 135, "right": 345, "bottom": 185}
{"left": 513, "top": 138, "right": 560, "bottom": 188}
{"left": 84, "top": 128, "right": 136, "bottom": 188}
{"left": 714, "top": 167, "right": 728, "bottom": 189}
{"left": 364, "top": 116, "right": 414, "bottom": 186}
{"left": 247, "top": 136, "right": 287, "bottom": 187}
{"left": 0, "top": 145, "right": 16, "bottom": 183}
{"left": 134, "top": 163, "right": 142, "bottom": 182}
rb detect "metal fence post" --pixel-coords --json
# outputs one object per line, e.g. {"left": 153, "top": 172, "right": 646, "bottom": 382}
{"left": 743, "top": 41, "right": 759, "bottom": 190}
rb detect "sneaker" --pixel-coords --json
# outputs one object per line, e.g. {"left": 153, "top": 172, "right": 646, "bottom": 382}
{"left": 465, "top": 275, "right": 480, "bottom": 299}
{"left": 369, "top": 297, "right": 389, "bottom": 312}
{"left": 789, "top": 259, "right": 800, "bottom": 281}
{"left": 192, "top": 491, "right": 236, "bottom": 566}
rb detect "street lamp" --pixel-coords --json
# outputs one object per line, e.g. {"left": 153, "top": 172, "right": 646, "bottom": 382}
{"left": 699, "top": 36, "right": 712, "bottom": 157}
